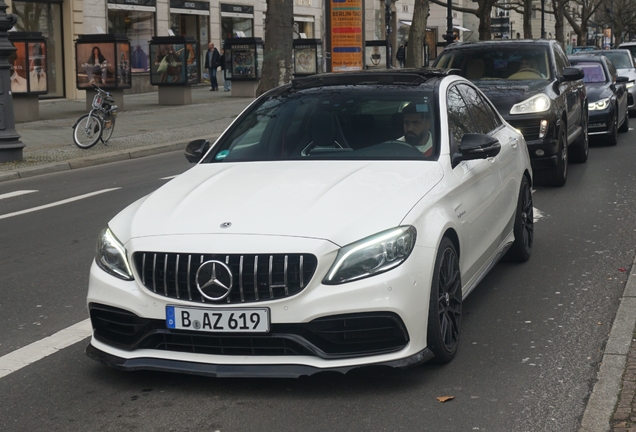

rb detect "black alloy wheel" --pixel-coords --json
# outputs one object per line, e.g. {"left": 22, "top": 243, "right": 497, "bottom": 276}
{"left": 569, "top": 110, "right": 589, "bottom": 163}
{"left": 608, "top": 110, "right": 619, "bottom": 146}
{"left": 536, "top": 123, "right": 567, "bottom": 187}
{"left": 504, "top": 176, "right": 533, "bottom": 262}
{"left": 427, "top": 237, "right": 462, "bottom": 363}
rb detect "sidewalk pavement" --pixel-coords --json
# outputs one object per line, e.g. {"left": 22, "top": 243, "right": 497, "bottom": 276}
{"left": 0, "top": 85, "right": 635, "bottom": 432}
{"left": 0, "top": 85, "right": 254, "bottom": 181}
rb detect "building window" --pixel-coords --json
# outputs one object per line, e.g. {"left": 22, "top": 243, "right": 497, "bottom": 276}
{"left": 11, "top": 0, "right": 64, "bottom": 98}
{"left": 220, "top": 4, "right": 254, "bottom": 44}
{"left": 294, "top": 16, "right": 315, "bottom": 39}
{"left": 108, "top": 1, "right": 156, "bottom": 73}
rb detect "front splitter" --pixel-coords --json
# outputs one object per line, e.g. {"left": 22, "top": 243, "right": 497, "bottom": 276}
{"left": 85, "top": 343, "right": 434, "bottom": 378}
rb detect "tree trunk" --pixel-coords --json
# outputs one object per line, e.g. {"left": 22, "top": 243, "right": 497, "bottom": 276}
{"left": 523, "top": 0, "right": 533, "bottom": 38}
{"left": 256, "top": 0, "right": 293, "bottom": 96}
{"left": 551, "top": 0, "right": 565, "bottom": 46}
{"left": 477, "top": 5, "right": 493, "bottom": 40}
{"left": 406, "top": 0, "right": 429, "bottom": 68}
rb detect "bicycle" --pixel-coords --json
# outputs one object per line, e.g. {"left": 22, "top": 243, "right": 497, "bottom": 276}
{"left": 72, "top": 84, "right": 118, "bottom": 149}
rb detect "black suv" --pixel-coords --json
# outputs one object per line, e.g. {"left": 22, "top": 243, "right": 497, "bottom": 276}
{"left": 433, "top": 39, "right": 587, "bottom": 186}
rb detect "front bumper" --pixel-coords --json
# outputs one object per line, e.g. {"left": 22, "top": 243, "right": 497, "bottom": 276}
{"left": 506, "top": 115, "right": 558, "bottom": 169}
{"left": 86, "top": 234, "right": 437, "bottom": 377}
{"left": 588, "top": 108, "right": 614, "bottom": 135}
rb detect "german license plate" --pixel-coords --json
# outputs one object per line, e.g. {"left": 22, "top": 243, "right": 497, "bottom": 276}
{"left": 166, "top": 306, "right": 270, "bottom": 333}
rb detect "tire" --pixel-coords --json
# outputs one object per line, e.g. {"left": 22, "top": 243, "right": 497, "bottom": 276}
{"left": 569, "top": 110, "right": 588, "bottom": 163}
{"left": 619, "top": 109, "right": 629, "bottom": 133}
{"left": 503, "top": 176, "right": 533, "bottom": 262}
{"left": 535, "top": 123, "right": 567, "bottom": 187}
{"left": 607, "top": 111, "right": 618, "bottom": 146}
{"left": 427, "top": 237, "right": 462, "bottom": 364}
{"left": 101, "top": 115, "right": 116, "bottom": 143}
{"left": 73, "top": 114, "right": 102, "bottom": 149}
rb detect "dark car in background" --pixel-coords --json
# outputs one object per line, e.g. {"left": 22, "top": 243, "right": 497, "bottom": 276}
{"left": 568, "top": 55, "right": 629, "bottom": 146}
{"left": 575, "top": 49, "right": 636, "bottom": 114}
{"left": 433, "top": 39, "right": 587, "bottom": 187}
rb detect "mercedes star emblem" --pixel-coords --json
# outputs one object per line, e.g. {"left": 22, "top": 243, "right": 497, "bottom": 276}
{"left": 220, "top": 222, "right": 232, "bottom": 229}
{"left": 195, "top": 260, "right": 234, "bottom": 301}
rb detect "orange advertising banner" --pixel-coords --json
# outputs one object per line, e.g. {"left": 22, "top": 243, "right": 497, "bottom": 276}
{"left": 330, "top": 0, "right": 363, "bottom": 71}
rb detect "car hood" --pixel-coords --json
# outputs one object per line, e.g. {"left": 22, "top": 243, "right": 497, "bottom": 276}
{"left": 472, "top": 80, "right": 551, "bottom": 117}
{"left": 585, "top": 83, "right": 614, "bottom": 102}
{"left": 110, "top": 161, "right": 444, "bottom": 247}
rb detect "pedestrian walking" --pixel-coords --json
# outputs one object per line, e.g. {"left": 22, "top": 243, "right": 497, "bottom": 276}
{"left": 396, "top": 44, "right": 406, "bottom": 68}
{"left": 205, "top": 42, "right": 220, "bottom": 91}
{"left": 219, "top": 49, "right": 231, "bottom": 92}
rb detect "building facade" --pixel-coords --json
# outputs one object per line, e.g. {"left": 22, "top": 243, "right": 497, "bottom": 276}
{"left": 5, "top": 0, "right": 575, "bottom": 100}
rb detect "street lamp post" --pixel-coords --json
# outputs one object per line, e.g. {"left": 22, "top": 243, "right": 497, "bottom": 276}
{"left": 0, "top": 0, "right": 23, "bottom": 163}
{"left": 385, "top": 0, "right": 391, "bottom": 68}
{"left": 541, "top": 0, "right": 546, "bottom": 39}
{"left": 444, "top": 0, "right": 455, "bottom": 46}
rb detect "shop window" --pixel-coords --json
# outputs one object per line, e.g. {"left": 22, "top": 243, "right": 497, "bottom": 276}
{"left": 108, "top": 10, "right": 155, "bottom": 73}
{"left": 11, "top": 0, "right": 64, "bottom": 98}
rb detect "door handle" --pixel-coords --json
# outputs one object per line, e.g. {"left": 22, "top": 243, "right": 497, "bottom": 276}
{"left": 509, "top": 137, "right": 518, "bottom": 148}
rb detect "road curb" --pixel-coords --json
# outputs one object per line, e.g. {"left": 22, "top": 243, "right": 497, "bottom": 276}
{"left": 580, "top": 254, "right": 636, "bottom": 431}
{"left": 0, "top": 135, "right": 220, "bottom": 183}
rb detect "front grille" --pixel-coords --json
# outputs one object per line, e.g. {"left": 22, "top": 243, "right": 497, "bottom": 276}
{"left": 133, "top": 252, "right": 318, "bottom": 305}
{"left": 89, "top": 304, "right": 409, "bottom": 359}
{"left": 510, "top": 123, "right": 540, "bottom": 141}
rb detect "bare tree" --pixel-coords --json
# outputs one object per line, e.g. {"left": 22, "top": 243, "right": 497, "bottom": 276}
{"left": 551, "top": 0, "right": 567, "bottom": 45}
{"left": 594, "top": 0, "right": 636, "bottom": 46}
{"left": 563, "top": 0, "right": 604, "bottom": 46}
{"left": 428, "top": 0, "right": 506, "bottom": 40}
{"left": 256, "top": 0, "right": 294, "bottom": 96}
{"left": 405, "top": 0, "right": 429, "bottom": 67}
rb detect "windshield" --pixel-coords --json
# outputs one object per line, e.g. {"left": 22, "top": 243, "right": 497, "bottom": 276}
{"left": 575, "top": 62, "right": 607, "bottom": 83}
{"left": 602, "top": 52, "right": 633, "bottom": 69}
{"left": 202, "top": 86, "right": 438, "bottom": 163}
{"left": 435, "top": 46, "right": 552, "bottom": 81}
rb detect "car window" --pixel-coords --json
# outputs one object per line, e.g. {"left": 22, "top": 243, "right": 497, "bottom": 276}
{"left": 603, "top": 52, "right": 632, "bottom": 69}
{"left": 457, "top": 84, "right": 498, "bottom": 134}
{"left": 203, "top": 87, "right": 439, "bottom": 162}
{"left": 554, "top": 47, "right": 566, "bottom": 76}
{"left": 435, "top": 45, "right": 551, "bottom": 81}
{"left": 447, "top": 85, "right": 479, "bottom": 155}
{"left": 606, "top": 60, "right": 618, "bottom": 80}
{"left": 575, "top": 62, "right": 607, "bottom": 83}
{"left": 619, "top": 45, "right": 636, "bottom": 60}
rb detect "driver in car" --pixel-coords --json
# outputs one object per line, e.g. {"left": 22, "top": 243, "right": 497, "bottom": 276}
{"left": 509, "top": 56, "right": 545, "bottom": 79}
{"left": 400, "top": 102, "right": 433, "bottom": 156}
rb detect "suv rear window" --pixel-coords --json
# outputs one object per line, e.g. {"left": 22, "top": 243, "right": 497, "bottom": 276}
{"left": 436, "top": 46, "right": 552, "bottom": 81}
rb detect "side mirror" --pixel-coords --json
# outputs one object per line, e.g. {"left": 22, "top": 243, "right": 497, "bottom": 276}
{"left": 184, "top": 139, "right": 210, "bottom": 163}
{"left": 562, "top": 66, "right": 585, "bottom": 82}
{"left": 616, "top": 75, "right": 629, "bottom": 83}
{"left": 452, "top": 133, "right": 501, "bottom": 167}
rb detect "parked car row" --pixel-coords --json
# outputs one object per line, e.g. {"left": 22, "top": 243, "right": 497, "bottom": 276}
{"left": 83, "top": 39, "right": 632, "bottom": 379}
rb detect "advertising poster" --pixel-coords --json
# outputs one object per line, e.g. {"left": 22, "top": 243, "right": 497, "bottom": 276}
{"left": 77, "top": 42, "right": 116, "bottom": 88}
{"left": 28, "top": 42, "right": 47, "bottom": 93}
{"left": 10, "top": 42, "right": 28, "bottom": 93}
{"left": 116, "top": 43, "right": 131, "bottom": 87}
{"left": 365, "top": 45, "right": 386, "bottom": 69}
{"left": 231, "top": 45, "right": 256, "bottom": 79}
{"left": 150, "top": 43, "right": 186, "bottom": 85}
{"left": 186, "top": 43, "right": 198, "bottom": 85}
{"left": 329, "top": 0, "right": 363, "bottom": 72}
{"left": 294, "top": 45, "right": 316, "bottom": 75}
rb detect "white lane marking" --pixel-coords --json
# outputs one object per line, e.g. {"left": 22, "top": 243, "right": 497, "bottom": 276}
{"left": 0, "top": 188, "right": 121, "bottom": 220}
{"left": 0, "top": 319, "right": 92, "bottom": 379}
{"left": 160, "top": 175, "right": 179, "bottom": 180}
{"left": 0, "top": 190, "right": 38, "bottom": 200}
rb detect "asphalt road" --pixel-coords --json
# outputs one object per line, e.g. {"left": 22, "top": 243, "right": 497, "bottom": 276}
{"left": 0, "top": 133, "right": 635, "bottom": 431}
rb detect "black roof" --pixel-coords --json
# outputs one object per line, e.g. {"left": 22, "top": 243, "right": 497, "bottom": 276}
{"left": 291, "top": 68, "right": 460, "bottom": 89}
{"left": 444, "top": 39, "right": 558, "bottom": 49}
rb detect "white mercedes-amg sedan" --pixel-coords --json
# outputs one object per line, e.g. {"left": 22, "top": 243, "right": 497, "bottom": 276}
{"left": 86, "top": 69, "right": 533, "bottom": 377}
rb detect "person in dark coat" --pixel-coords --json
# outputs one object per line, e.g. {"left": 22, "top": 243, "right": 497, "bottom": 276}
{"left": 396, "top": 44, "right": 406, "bottom": 68}
{"left": 204, "top": 42, "right": 220, "bottom": 91}
{"left": 219, "top": 49, "right": 231, "bottom": 92}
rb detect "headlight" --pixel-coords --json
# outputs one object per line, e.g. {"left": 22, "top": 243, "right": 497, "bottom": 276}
{"left": 510, "top": 94, "right": 551, "bottom": 115}
{"left": 95, "top": 227, "right": 134, "bottom": 280}
{"left": 626, "top": 81, "right": 634, "bottom": 89}
{"left": 589, "top": 98, "right": 610, "bottom": 111}
{"left": 323, "top": 226, "right": 416, "bottom": 285}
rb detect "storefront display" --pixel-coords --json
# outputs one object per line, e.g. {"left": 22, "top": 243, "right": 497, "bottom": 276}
{"left": 365, "top": 41, "right": 389, "bottom": 70}
{"left": 76, "top": 34, "right": 131, "bottom": 90}
{"left": 220, "top": 4, "right": 254, "bottom": 44}
{"left": 108, "top": 0, "right": 156, "bottom": 74}
{"left": 150, "top": 36, "right": 198, "bottom": 86}
{"left": 223, "top": 38, "right": 263, "bottom": 81}
{"left": 8, "top": 32, "right": 48, "bottom": 94}
{"left": 293, "top": 39, "right": 322, "bottom": 76}
{"left": 169, "top": 0, "right": 209, "bottom": 83}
